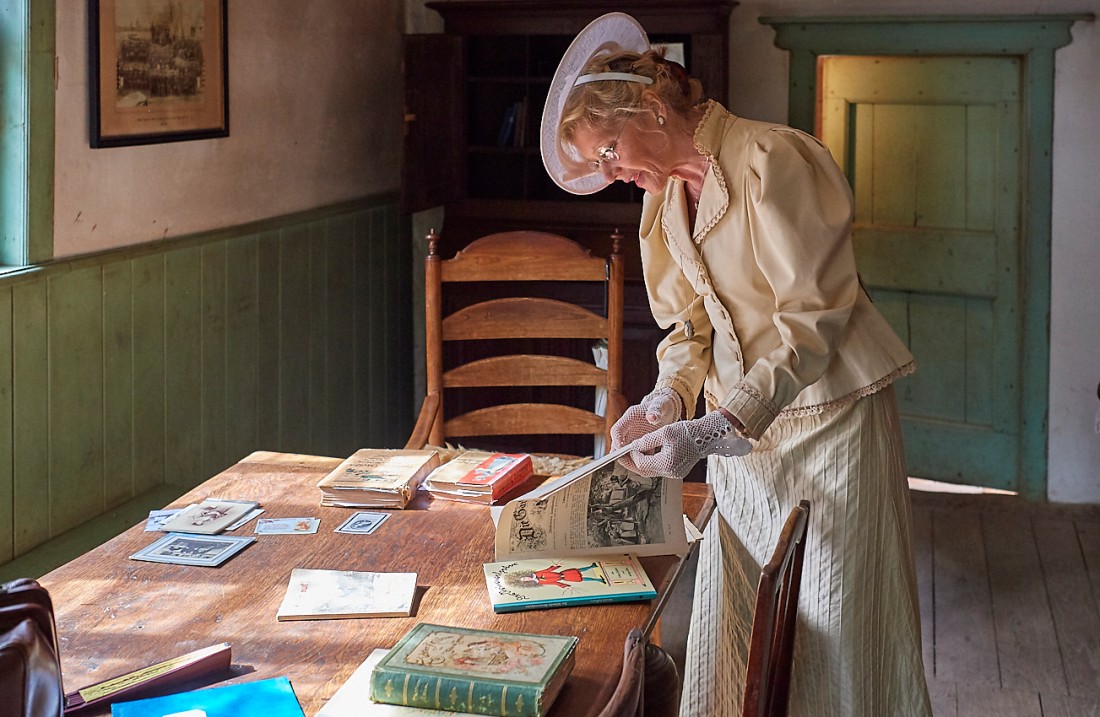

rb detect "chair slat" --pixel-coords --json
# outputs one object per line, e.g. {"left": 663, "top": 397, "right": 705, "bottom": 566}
{"left": 444, "top": 355, "right": 606, "bottom": 387}
{"left": 443, "top": 231, "right": 607, "bottom": 282}
{"left": 445, "top": 403, "right": 606, "bottom": 437}
{"left": 442, "top": 297, "right": 607, "bottom": 340}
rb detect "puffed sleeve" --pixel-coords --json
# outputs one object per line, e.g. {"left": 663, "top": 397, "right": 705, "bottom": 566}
{"left": 639, "top": 192, "right": 711, "bottom": 419}
{"left": 720, "top": 128, "right": 859, "bottom": 438}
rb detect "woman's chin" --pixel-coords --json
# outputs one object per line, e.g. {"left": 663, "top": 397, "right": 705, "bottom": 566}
{"left": 631, "top": 174, "right": 659, "bottom": 194}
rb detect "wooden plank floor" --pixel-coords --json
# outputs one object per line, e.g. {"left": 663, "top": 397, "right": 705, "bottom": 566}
{"left": 662, "top": 488, "right": 1100, "bottom": 717}
{"left": 913, "top": 489, "right": 1100, "bottom": 717}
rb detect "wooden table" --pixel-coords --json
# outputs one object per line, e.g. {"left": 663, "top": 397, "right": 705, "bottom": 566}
{"left": 41, "top": 451, "right": 714, "bottom": 716}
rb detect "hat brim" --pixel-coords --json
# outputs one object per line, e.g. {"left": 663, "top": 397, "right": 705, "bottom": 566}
{"left": 539, "top": 13, "right": 650, "bottom": 196}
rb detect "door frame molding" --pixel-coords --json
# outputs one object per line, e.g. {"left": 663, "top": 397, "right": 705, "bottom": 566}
{"left": 759, "top": 14, "right": 1091, "bottom": 500}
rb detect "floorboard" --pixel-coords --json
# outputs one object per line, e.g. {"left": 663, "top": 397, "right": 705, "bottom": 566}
{"left": 1040, "top": 693, "right": 1100, "bottom": 717}
{"left": 931, "top": 506, "right": 1000, "bottom": 685}
{"left": 1033, "top": 517, "right": 1100, "bottom": 698}
{"left": 983, "top": 511, "right": 1066, "bottom": 693}
{"left": 914, "top": 505, "right": 936, "bottom": 676}
{"left": 955, "top": 682, "right": 1042, "bottom": 717}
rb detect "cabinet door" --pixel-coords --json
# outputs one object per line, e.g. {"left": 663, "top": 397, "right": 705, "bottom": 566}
{"left": 402, "top": 34, "right": 463, "bottom": 212}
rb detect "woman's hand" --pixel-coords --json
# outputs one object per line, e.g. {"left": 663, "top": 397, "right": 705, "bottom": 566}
{"left": 620, "top": 410, "right": 752, "bottom": 478}
{"left": 610, "top": 388, "right": 683, "bottom": 451}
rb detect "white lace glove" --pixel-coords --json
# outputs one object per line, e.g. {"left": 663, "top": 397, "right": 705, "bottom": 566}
{"left": 610, "top": 388, "right": 683, "bottom": 452}
{"left": 621, "top": 410, "right": 752, "bottom": 479}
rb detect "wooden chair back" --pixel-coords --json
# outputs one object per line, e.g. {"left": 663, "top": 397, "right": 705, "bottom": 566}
{"left": 742, "top": 500, "right": 811, "bottom": 717}
{"left": 406, "top": 229, "right": 626, "bottom": 456}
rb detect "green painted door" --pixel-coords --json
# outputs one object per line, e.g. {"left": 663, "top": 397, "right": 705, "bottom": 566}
{"left": 819, "top": 56, "right": 1023, "bottom": 491}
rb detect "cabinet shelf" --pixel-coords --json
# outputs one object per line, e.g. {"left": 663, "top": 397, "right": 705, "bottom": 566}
{"left": 404, "top": 0, "right": 736, "bottom": 229}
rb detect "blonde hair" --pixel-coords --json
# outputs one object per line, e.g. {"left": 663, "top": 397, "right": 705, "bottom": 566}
{"left": 559, "top": 50, "right": 705, "bottom": 146}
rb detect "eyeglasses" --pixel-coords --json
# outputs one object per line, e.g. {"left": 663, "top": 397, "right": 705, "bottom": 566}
{"left": 589, "top": 116, "right": 631, "bottom": 171}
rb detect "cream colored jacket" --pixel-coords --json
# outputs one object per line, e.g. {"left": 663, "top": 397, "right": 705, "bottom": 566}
{"left": 640, "top": 102, "right": 914, "bottom": 440}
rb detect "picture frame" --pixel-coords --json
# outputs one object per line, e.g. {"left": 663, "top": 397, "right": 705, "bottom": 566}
{"left": 88, "top": 0, "right": 229, "bottom": 148}
{"left": 130, "top": 532, "right": 254, "bottom": 567}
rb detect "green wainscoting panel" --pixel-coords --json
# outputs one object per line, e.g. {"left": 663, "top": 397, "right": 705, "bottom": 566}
{"left": 200, "top": 242, "right": 229, "bottom": 478}
{"left": 49, "top": 266, "right": 106, "bottom": 530}
{"left": 224, "top": 236, "right": 260, "bottom": 468}
{"left": 278, "top": 225, "right": 313, "bottom": 454}
{"left": 0, "top": 288, "right": 12, "bottom": 561}
{"left": 164, "top": 246, "right": 204, "bottom": 486}
{"left": 131, "top": 253, "right": 167, "bottom": 497}
{"left": 102, "top": 261, "right": 135, "bottom": 507}
{"left": 256, "top": 228, "right": 282, "bottom": 451}
{"left": 309, "top": 221, "right": 330, "bottom": 456}
{"left": 325, "top": 215, "right": 356, "bottom": 455}
{"left": 12, "top": 281, "right": 49, "bottom": 553}
{"left": 0, "top": 196, "right": 412, "bottom": 566}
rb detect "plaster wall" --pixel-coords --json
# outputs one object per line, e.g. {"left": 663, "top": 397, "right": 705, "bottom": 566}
{"left": 52, "top": 0, "right": 403, "bottom": 257}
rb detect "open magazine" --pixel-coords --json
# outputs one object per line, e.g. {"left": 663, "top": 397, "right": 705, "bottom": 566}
{"left": 489, "top": 445, "right": 689, "bottom": 561}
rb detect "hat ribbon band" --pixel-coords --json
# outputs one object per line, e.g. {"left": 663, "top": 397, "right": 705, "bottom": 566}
{"left": 574, "top": 72, "right": 653, "bottom": 87}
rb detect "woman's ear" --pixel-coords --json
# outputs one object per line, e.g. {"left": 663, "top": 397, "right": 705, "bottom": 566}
{"left": 640, "top": 92, "right": 668, "bottom": 126}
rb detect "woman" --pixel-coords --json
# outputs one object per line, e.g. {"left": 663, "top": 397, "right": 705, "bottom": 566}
{"left": 540, "top": 13, "right": 933, "bottom": 717}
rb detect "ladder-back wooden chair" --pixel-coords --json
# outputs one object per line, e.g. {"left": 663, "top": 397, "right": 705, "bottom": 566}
{"left": 406, "top": 229, "right": 626, "bottom": 459}
{"left": 742, "top": 500, "right": 811, "bottom": 717}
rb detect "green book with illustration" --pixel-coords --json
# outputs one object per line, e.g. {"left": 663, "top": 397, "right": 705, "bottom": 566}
{"left": 483, "top": 553, "right": 656, "bottom": 613}
{"left": 369, "top": 623, "right": 576, "bottom": 717}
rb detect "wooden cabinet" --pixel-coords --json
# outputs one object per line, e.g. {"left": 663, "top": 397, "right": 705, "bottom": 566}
{"left": 403, "top": 0, "right": 736, "bottom": 420}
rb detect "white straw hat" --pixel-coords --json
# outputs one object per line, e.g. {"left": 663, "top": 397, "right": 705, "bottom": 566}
{"left": 540, "top": 12, "right": 651, "bottom": 195}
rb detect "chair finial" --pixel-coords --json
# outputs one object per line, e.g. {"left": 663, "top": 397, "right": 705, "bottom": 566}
{"left": 611, "top": 228, "right": 623, "bottom": 256}
{"left": 427, "top": 228, "right": 440, "bottom": 257}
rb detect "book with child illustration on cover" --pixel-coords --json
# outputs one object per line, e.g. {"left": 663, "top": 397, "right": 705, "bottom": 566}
{"left": 482, "top": 553, "right": 656, "bottom": 613}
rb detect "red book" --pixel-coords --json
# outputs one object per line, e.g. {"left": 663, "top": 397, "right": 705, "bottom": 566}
{"left": 423, "top": 451, "right": 534, "bottom": 504}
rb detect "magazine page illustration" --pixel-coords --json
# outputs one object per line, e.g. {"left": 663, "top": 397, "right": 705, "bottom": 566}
{"left": 491, "top": 447, "right": 687, "bottom": 560}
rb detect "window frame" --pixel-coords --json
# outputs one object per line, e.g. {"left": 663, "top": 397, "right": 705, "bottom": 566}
{"left": 1, "top": 0, "right": 55, "bottom": 269}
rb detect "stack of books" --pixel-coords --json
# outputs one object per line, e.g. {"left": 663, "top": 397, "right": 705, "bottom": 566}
{"left": 422, "top": 450, "right": 534, "bottom": 505}
{"left": 317, "top": 449, "right": 440, "bottom": 509}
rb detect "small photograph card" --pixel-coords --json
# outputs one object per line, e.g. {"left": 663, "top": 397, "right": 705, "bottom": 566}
{"left": 335, "top": 511, "right": 390, "bottom": 535}
{"left": 159, "top": 499, "right": 260, "bottom": 535}
{"left": 130, "top": 533, "right": 255, "bottom": 567}
{"left": 144, "top": 509, "right": 182, "bottom": 532}
{"left": 256, "top": 517, "right": 320, "bottom": 535}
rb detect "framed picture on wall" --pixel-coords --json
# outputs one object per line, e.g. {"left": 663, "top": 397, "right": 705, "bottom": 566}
{"left": 88, "top": 0, "right": 229, "bottom": 148}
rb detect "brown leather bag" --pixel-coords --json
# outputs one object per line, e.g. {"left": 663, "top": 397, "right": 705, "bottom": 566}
{"left": 0, "top": 578, "right": 64, "bottom": 717}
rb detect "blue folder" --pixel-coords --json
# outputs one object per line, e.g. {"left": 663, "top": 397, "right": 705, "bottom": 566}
{"left": 110, "top": 676, "right": 304, "bottom": 717}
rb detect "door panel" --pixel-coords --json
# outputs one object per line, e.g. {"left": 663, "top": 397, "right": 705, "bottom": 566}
{"left": 821, "top": 56, "right": 1022, "bottom": 490}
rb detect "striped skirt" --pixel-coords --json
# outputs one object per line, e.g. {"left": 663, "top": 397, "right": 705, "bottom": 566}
{"left": 679, "top": 386, "right": 932, "bottom": 717}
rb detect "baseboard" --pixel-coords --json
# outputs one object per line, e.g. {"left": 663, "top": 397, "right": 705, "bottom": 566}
{"left": 0, "top": 485, "right": 184, "bottom": 582}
